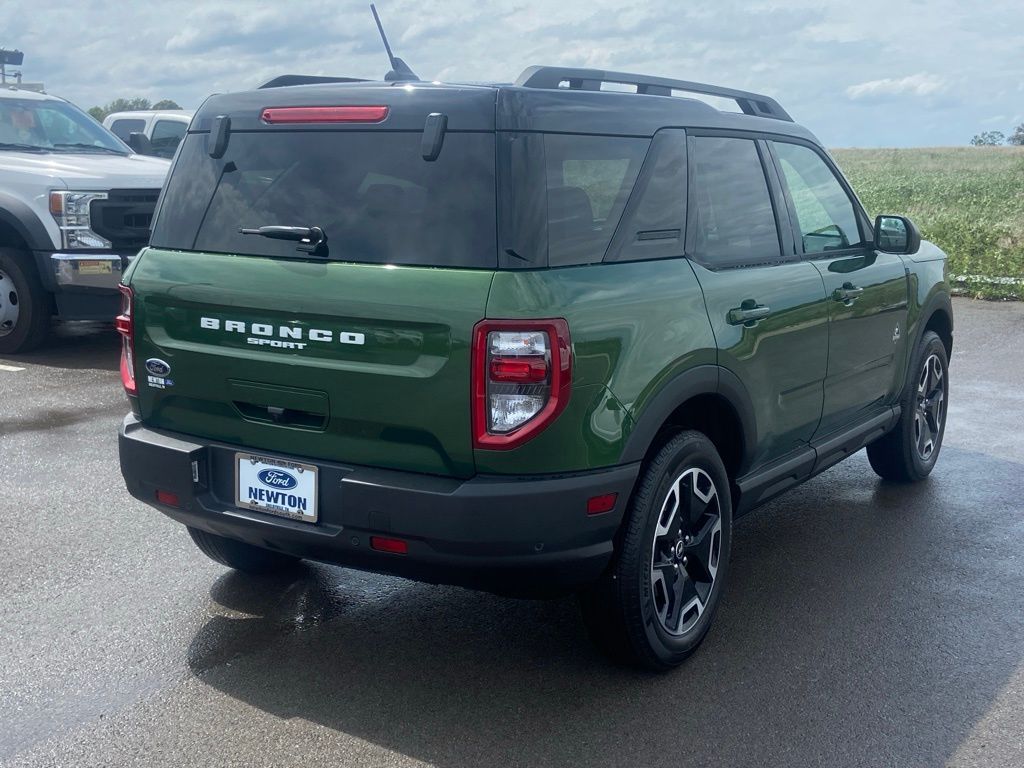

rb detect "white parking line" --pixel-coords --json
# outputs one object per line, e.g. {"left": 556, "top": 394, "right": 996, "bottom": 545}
{"left": 0, "top": 363, "right": 25, "bottom": 372}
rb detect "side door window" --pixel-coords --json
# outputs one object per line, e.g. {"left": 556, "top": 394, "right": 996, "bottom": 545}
{"left": 689, "top": 136, "right": 781, "bottom": 267}
{"left": 109, "top": 118, "right": 146, "bottom": 142}
{"left": 772, "top": 142, "right": 862, "bottom": 254}
{"left": 150, "top": 119, "right": 187, "bottom": 158}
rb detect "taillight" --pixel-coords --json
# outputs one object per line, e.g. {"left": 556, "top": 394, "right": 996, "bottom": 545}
{"left": 472, "top": 319, "right": 571, "bottom": 450}
{"left": 115, "top": 284, "right": 136, "bottom": 396}
{"left": 260, "top": 106, "right": 390, "bottom": 124}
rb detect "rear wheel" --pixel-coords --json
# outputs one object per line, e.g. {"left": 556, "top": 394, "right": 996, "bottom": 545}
{"left": 867, "top": 330, "right": 949, "bottom": 482}
{"left": 579, "top": 431, "right": 732, "bottom": 670}
{"left": 187, "top": 526, "right": 300, "bottom": 574}
{"left": 0, "top": 248, "right": 51, "bottom": 355}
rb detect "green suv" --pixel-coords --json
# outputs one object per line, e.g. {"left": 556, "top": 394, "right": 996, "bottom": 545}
{"left": 118, "top": 66, "right": 953, "bottom": 669}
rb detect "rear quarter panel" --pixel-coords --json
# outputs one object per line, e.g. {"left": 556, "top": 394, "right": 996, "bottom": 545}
{"left": 480, "top": 259, "right": 715, "bottom": 473}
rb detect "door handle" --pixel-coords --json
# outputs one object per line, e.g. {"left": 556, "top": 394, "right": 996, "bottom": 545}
{"left": 727, "top": 301, "right": 771, "bottom": 327}
{"left": 833, "top": 282, "right": 865, "bottom": 303}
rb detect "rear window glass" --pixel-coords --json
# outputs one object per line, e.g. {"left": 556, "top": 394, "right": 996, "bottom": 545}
{"left": 150, "top": 131, "right": 497, "bottom": 268}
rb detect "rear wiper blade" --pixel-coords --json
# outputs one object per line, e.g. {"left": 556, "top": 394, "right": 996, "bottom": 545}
{"left": 239, "top": 225, "right": 328, "bottom": 255}
{"left": 0, "top": 142, "right": 47, "bottom": 153}
{"left": 53, "top": 143, "right": 127, "bottom": 155}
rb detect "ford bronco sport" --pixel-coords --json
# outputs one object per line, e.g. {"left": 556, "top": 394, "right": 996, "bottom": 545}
{"left": 118, "top": 66, "right": 953, "bottom": 670}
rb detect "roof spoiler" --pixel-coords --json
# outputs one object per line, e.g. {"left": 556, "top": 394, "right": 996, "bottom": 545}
{"left": 259, "top": 75, "right": 369, "bottom": 89}
{"left": 514, "top": 66, "right": 792, "bottom": 122}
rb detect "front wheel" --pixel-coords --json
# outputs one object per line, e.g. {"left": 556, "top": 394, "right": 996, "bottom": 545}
{"left": 579, "top": 431, "right": 732, "bottom": 670}
{"left": 867, "top": 330, "right": 949, "bottom": 482}
{"left": 0, "top": 248, "right": 51, "bottom": 355}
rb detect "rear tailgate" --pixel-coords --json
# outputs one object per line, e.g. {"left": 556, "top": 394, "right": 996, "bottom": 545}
{"left": 130, "top": 252, "right": 491, "bottom": 477}
{"left": 130, "top": 83, "right": 499, "bottom": 478}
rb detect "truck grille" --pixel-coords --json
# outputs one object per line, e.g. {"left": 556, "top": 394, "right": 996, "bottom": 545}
{"left": 90, "top": 189, "right": 161, "bottom": 251}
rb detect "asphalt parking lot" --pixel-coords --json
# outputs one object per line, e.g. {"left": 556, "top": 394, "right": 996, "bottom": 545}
{"left": 1, "top": 297, "right": 1022, "bottom": 768}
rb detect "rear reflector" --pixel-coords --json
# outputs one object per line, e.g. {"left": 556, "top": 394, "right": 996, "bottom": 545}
{"left": 260, "top": 106, "right": 390, "bottom": 124}
{"left": 369, "top": 536, "right": 408, "bottom": 554}
{"left": 586, "top": 493, "right": 618, "bottom": 515}
{"left": 155, "top": 490, "right": 181, "bottom": 508}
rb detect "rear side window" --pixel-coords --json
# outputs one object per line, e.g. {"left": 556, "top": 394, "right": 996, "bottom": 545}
{"left": 545, "top": 135, "right": 647, "bottom": 266}
{"left": 498, "top": 133, "right": 650, "bottom": 268}
{"left": 772, "top": 141, "right": 863, "bottom": 253}
{"left": 150, "top": 131, "right": 497, "bottom": 268}
{"left": 688, "top": 136, "right": 780, "bottom": 268}
{"left": 110, "top": 118, "right": 145, "bottom": 141}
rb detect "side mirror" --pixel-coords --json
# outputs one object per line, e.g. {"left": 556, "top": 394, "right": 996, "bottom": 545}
{"left": 874, "top": 215, "right": 921, "bottom": 255}
{"left": 127, "top": 131, "right": 152, "bottom": 155}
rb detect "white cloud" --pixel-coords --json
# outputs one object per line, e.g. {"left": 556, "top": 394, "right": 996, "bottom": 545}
{"left": 3, "top": 0, "right": 1023, "bottom": 147}
{"left": 846, "top": 73, "right": 948, "bottom": 101}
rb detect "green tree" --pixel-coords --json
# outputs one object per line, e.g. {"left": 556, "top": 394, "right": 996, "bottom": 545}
{"left": 152, "top": 99, "right": 182, "bottom": 110}
{"left": 1008, "top": 124, "right": 1024, "bottom": 146}
{"left": 970, "top": 130, "right": 1005, "bottom": 146}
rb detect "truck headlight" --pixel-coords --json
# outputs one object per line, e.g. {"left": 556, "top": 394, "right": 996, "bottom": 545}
{"left": 49, "top": 191, "right": 112, "bottom": 249}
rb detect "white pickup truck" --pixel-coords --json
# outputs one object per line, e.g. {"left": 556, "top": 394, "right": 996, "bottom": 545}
{"left": 103, "top": 110, "right": 194, "bottom": 159}
{"left": 0, "top": 86, "right": 170, "bottom": 353}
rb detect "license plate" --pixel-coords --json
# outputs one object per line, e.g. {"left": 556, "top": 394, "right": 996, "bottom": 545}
{"left": 235, "top": 452, "right": 318, "bottom": 523}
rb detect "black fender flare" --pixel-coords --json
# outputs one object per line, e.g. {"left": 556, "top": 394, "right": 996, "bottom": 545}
{"left": 0, "top": 193, "right": 56, "bottom": 290}
{"left": 618, "top": 364, "right": 758, "bottom": 473}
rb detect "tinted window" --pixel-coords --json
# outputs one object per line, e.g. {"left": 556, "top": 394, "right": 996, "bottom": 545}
{"left": 544, "top": 135, "right": 648, "bottom": 266}
{"left": 110, "top": 118, "right": 146, "bottom": 141}
{"left": 605, "top": 129, "right": 687, "bottom": 263}
{"left": 689, "top": 137, "right": 780, "bottom": 267}
{"left": 150, "top": 119, "right": 187, "bottom": 158}
{"left": 151, "top": 131, "right": 496, "bottom": 267}
{"left": 773, "top": 142, "right": 862, "bottom": 253}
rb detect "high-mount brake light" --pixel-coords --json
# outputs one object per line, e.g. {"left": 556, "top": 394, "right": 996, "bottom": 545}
{"left": 260, "top": 106, "right": 390, "bottom": 124}
{"left": 472, "top": 319, "right": 571, "bottom": 450}
{"left": 115, "top": 284, "right": 136, "bottom": 396}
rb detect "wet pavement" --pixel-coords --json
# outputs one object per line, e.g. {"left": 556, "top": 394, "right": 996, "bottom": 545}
{"left": 1, "top": 299, "right": 1022, "bottom": 768}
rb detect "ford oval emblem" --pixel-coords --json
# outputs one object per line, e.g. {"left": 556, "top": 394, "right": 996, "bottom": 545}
{"left": 145, "top": 358, "right": 171, "bottom": 377}
{"left": 257, "top": 468, "right": 298, "bottom": 491}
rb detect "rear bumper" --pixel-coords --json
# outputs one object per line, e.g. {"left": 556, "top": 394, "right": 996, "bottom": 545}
{"left": 118, "top": 415, "right": 639, "bottom": 596}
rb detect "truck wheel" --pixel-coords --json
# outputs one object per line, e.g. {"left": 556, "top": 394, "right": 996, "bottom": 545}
{"left": 579, "top": 431, "right": 732, "bottom": 670}
{"left": 867, "top": 330, "right": 949, "bottom": 482}
{"left": 187, "top": 526, "right": 300, "bottom": 574}
{"left": 0, "top": 248, "right": 51, "bottom": 355}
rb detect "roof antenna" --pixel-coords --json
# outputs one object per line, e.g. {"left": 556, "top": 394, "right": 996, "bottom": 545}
{"left": 370, "top": 4, "right": 420, "bottom": 82}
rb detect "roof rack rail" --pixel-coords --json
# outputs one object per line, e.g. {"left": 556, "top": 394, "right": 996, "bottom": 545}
{"left": 514, "top": 66, "right": 792, "bottom": 122}
{"left": 259, "top": 75, "right": 369, "bottom": 89}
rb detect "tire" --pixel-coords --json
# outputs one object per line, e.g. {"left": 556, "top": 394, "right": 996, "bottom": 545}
{"left": 579, "top": 431, "right": 733, "bottom": 670}
{"left": 187, "top": 526, "right": 301, "bottom": 574}
{"left": 867, "top": 330, "right": 949, "bottom": 482}
{"left": 0, "top": 248, "right": 51, "bottom": 355}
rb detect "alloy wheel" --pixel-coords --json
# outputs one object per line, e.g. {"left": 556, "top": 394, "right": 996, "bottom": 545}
{"left": 650, "top": 467, "right": 723, "bottom": 636}
{"left": 914, "top": 352, "right": 946, "bottom": 461}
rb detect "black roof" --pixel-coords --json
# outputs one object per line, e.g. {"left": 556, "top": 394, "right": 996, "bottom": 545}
{"left": 193, "top": 65, "right": 817, "bottom": 144}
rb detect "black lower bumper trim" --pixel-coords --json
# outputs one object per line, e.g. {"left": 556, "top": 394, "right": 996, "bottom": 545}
{"left": 118, "top": 415, "right": 639, "bottom": 596}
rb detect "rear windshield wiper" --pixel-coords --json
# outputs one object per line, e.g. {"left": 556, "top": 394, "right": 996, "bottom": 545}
{"left": 0, "top": 142, "right": 47, "bottom": 153}
{"left": 239, "top": 225, "right": 328, "bottom": 255}
{"left": 53, "top": 143, "right": 128, "bottom": 155}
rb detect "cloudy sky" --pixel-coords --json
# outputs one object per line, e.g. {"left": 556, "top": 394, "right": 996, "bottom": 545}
{"left": 4, "top": 0, "right": 1022, "bottom": 147}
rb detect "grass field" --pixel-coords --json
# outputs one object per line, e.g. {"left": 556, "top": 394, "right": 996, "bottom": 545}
{"left": 831, "top": 146, "right": 1024, "bottom": 299}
